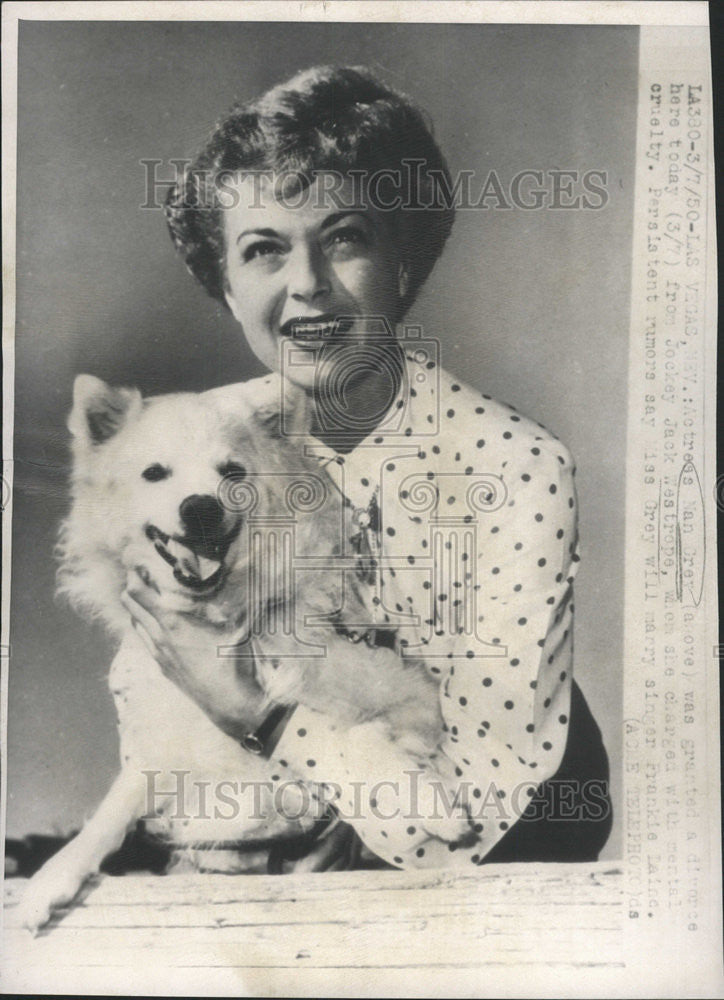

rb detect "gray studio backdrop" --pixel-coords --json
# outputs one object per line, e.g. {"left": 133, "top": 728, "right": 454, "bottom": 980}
{"left": 8, "top": 21, "right": 637, "bottom": 859}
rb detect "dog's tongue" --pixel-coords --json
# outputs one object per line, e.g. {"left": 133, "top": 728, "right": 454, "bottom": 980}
{"left": 167, "top": 539, "right": 221, "bottom": 582}
{"left": 195, "top": 555, "right": 222, "bottom": 581}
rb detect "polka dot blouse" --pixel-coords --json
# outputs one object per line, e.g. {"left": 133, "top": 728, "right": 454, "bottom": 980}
{"left": 270, "top": 351, "right": 580, "bottom": 868}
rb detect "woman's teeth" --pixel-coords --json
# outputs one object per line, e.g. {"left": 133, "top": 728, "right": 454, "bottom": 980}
{"left": 286, "top": 319, "right": 354, "bottom": 340}
{"left": 290, "top": 322, "right": 336, "bottom": 339}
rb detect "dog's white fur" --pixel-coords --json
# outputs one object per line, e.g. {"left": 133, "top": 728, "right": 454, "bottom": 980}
{"left": 19, "top": 373, "right": 470, "bottom": 931}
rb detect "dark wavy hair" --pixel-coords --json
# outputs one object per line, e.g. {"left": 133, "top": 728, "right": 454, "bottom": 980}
{"left": 164, "top": 65, "right": 455, "bottom": 310}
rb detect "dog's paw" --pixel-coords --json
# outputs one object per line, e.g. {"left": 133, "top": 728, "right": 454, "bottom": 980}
{"left": 413, "top": 767, "right": 477, "bottom": 844}
{"left": 343, "top": 723, "right": 477, "bottom": 847}
{"left": 16, "top": 853, "right": 91, "bottom": 934}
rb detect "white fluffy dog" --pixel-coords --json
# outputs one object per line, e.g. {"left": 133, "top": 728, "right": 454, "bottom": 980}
{"left": 19, "top": 373, "right": 471, "bottom": 931}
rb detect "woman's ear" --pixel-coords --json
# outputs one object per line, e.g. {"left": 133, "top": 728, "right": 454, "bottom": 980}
{"left": 224, "top": 289, "right": 242, "bottom": 324}
{"left": 397, "top": 262, "right": 410, "bottom": 302}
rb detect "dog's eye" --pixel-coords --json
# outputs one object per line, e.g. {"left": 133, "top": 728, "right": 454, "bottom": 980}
{"left": 142, "top": 463, "right": 170, "bottom": 482}
{"left": 218, "top": 461, "right": 246, "bottom": 480}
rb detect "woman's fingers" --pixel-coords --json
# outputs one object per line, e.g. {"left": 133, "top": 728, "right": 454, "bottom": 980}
{"left": 123, "top": 569, "right": 162, "bottom": 614}
{"left": 129, "top": 618, "right": 159, "bottom": 660}
{"left": 120, "top": 591, "right": 174, "bottom": 672}
{"left": 120, "top": 587, "right": 166, "bottom": 646}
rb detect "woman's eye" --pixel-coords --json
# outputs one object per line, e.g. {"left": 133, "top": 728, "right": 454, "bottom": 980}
{"left": 324, "top": 227, "right": 370, "bottom": 262}
{"left": 243, "top": 240, "right": 283, "bottom": 263}
{"left": 327, "top": 227, "right": 366, "bottom": 248}
{"left": 142, "top": 463, "right": 170, "bottom": 482}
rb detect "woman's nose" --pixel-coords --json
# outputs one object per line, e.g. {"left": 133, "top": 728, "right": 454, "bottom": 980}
{"left": 287, "top": 244, "right": 330, "bottom": 303}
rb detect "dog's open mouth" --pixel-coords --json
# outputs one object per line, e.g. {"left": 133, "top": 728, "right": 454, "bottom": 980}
{"left": 145, "top": 523, "right": 240, "bottom": 593}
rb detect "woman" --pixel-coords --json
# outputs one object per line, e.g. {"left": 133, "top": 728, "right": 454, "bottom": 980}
{"left": 124, "top": 65, "right": 611, "bottom": 869}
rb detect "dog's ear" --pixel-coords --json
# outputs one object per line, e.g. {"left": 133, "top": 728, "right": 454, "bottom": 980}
{"left": 68, "top": 374, "right": 143, "bottom": 445}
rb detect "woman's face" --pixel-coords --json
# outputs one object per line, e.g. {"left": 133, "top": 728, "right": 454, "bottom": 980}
{"left": 222, "top": 173, "right": 407, "bottom": 393}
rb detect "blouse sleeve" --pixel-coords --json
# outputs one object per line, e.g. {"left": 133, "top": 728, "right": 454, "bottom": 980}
{"left": 432, "top": 434, "right": 580, "bottom": 859}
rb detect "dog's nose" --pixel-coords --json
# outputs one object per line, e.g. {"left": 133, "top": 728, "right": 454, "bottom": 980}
{"left": 179, "top": 494, "right": 226, "bottom": 539}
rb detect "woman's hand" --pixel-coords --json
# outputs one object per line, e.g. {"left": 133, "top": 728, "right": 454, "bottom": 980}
{"left": 120, "top": 571, "right": 267, "bottom": 741}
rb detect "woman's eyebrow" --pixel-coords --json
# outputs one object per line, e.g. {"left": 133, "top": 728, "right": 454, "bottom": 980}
{"left": 235, "top": 227, "right": 280, "bottom": 245}
{"left": 320, "top": 210, "right": 372, "bottom": 232}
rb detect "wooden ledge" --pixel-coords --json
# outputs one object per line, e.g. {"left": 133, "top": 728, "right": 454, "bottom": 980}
{"left": 2, "top": 863, "right": 623, "bottom": 994}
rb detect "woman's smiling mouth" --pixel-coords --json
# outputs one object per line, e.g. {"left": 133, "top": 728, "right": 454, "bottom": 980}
{"left": 279, "top": 315, "right": 356, "bottom": 342}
